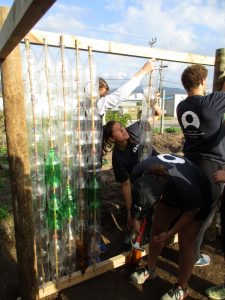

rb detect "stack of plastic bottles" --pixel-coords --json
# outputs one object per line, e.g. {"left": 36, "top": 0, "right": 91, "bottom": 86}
{"left": 22, "top": 38, "right": 103, "bottom": 286}
{"left": 140, "top": 67, "right": 159, "bottom": 161}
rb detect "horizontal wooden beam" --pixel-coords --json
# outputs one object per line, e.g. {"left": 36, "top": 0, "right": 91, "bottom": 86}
{"left": 0, "top": 1, "right": 56, "bottom": 61}
{"left": 25, "top": 29, "right": 215, "bottom": 66}
{"left": 39, "top": 244, "right": 149, "bottom": 299}
{"left": 38, "top": 234, "right": 178, "bottom": 298}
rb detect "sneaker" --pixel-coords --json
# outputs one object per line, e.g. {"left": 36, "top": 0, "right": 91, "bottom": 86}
{"left": 161, "top": 284, "right": 189, "bottom": 300}
{"left": 206, "top": 284, "right": 225, "bottom": 299}
{"left": 130, "top": 267, "right": 156, "bottom": 284}
{"left": 194, "top": 253, "right": 210, "bottom": 267}
{"left": 123, "top": 234, "right": 131, "bottom": 251}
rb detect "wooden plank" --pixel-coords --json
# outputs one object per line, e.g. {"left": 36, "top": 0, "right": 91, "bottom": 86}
{"left": 0, "top": 0, "right": 56, "bottom": 60}
{"left": 39, "top": 234, "right": 178, "bottom": 298}
{"left": 0, "top": 6, "right": 39, "bottom": 300}
{"left": 25, "top": 29, "right": 215, "bottom": 66}
{"left": 213, "top": 48, "right": 225, "bottom": 91}
{"left": 39, "top": 245, "right": 149, "bottom": 299}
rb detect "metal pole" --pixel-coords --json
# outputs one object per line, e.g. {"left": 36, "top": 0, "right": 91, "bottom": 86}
{"left": 160, "top": 90, "right": 165, "bottom": 134}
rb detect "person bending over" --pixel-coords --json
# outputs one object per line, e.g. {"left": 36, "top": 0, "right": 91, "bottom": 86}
{"left": 130, "top": 153, "right": 212, "bottom": 300}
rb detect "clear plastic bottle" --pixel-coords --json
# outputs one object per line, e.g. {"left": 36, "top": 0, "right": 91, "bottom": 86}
{"left": 87, "top": 174, "right": 101, "bottom": 267}
{"left": 75, "top": 177, "right": 89, "bottom": 274}
{"left": 34, "top": 210, "right": 50, "bottom": 285}
{"left": 22, "top": 41, "right": 52, "bottom": 286}
{"left": 84, "top": 47, "right": 99, "bottom": 109}
{"left": 38, "top": 42, "right": 59, "bottom": 154}
{"left": 88, "top": 223, "right": 101, "bottom": 266}
{"left": 86, "top": 106, "right": 102, "bottom": 174}
{"left": 139, "top": 69, "right": 159, "bottom": 160}
{"left": 143, "top": 68, "right": 159, "bottom": 102}
{"left": 73, "top": 107, "right": 87, "bottom": 148}
{"left": 49, "top": 234, "right": 65, "bottom": 281}
{"left": 61, "top": 185, "right": 77, "bottom": 275}
{"left": 32, "top": 180, "right": 46, "bottom": 212}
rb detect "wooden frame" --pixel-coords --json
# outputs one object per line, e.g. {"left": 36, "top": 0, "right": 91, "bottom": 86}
{"left": 25, "top": 29, "right": 215, "bottom": 65}
{"left": 0, "top": 0, "right": 56, "bottom": 61}
{"left": 39, "top": 245, "right": 149, "bottom": 298}
{"left": 38, "top": 235, "right": 178, "bottom": 298}
{"left": 0, "top": 1, "right": 224, "bottom": 299}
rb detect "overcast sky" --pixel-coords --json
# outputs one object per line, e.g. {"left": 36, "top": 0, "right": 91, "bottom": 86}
{"left": 1, "top": 0, "right": 225, "bottom": 91}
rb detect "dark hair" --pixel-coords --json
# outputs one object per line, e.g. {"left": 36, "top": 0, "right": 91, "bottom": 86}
{"left": 132, "top": 173, "right": 162, "bottom": 220}
{"left": 99, "top": 77, "right": 109, "bottom": 91}
{"left": 102, "top": 120, "right": 117, "bottom": 155}
{"left": 181, "top": 64, "right": 208, "bottom": 91}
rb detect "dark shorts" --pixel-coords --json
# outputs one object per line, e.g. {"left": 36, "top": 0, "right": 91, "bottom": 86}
{"left": 189, "top": 158, "right": 224, "bottom": 204}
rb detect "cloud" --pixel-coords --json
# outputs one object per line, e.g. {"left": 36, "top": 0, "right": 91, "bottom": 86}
{"left": 99, "top": 0, "right": 225, "bottom": 56}
{"left": 95, "top": 2, "right": 198, "bottom": 55}
{"left": 169, "top": 0, "right": 225, "bottom": 30}
{"left": 32, "top": 1, "right": 225, "bottom": 56}
{"left": 34, "top": 3, "right": 87, "bottom": 34}
{"left": 104, "top": 0, "right": 127, "bottom": 11}
{"left": 161, "top": 0, "right": 225, "bottom": 54}
{"left": 26, "top": 0, "right": 222, "bottom": 90}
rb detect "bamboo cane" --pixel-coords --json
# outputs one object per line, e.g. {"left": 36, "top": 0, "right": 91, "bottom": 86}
{"left": 88, "top": 46, "right": 99, "bottom": 270}
{"left": 25, "top": 39, "right": 46, "bottom": 288}
{"left": 59, "top": 35, "right": 73, "bottom": 277}
{"left": 43, "top": 39, "right": 54, "bottom": 150}
{"left": 75, "top": 40, "right": 89, "bottom": 275}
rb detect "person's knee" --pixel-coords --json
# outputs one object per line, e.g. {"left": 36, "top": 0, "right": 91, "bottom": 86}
{"left": 151, "top": 219, "right": 169, "bottom": 236}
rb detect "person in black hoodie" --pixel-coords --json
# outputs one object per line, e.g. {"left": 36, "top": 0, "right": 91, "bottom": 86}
{"left": 102, "top": 113, "right": 160, "bottom": 249}
{"left": 129, "top": 154, "right": 211, "bottom": 300}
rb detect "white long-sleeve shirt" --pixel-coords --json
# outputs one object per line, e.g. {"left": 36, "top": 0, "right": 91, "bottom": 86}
{"left": 96, "top": 73, "right": 145, "bottom": 116}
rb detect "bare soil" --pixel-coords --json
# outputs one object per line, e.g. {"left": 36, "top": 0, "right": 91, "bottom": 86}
{"left": 0, "top": 132, "right": 224, "bottom": 300}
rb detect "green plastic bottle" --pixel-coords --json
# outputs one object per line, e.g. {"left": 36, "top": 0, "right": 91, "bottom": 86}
{"left": 45, "top": 148, "right": 61, "bottom": 184}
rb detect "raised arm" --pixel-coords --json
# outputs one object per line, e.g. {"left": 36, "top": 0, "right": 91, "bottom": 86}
{"left": 133, "top": 59, "right": 156, "bottom": 78}
{"left": 97, "top": 59, "right": 156, "bottom": 116}
{"left": 148, "top": 101, "right": 162, "bottom": 124}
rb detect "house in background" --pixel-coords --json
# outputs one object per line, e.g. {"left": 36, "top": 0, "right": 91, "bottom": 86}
{"left": 112, "top": 90, "right": 187, "bottom": 120}
{"left": 110, "top": 92, "right": 144, "bottom": 120}
{"left": 118, "top": 92, "right": 144, "bottom": 119}
{"left": 164, "top": 93, "right": 187, "bottom": 117}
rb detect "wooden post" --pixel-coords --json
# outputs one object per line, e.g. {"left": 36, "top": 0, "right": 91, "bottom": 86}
{"left": 213, "top": 48, "right": 225, "bottom": 91}
{"left": 0, "top": 6, "right": 39, "bottom": 300}
{"left": 205, "top": 48, "right": 225, "bottom": 242}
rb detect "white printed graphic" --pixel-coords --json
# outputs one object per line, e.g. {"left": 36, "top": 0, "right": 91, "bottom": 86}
{"left": 158, "top": 154, "right": 185, "bottom": 164}
{"left": 181, "top": 111, "right": 200, "bottom": 129}
{"left": 133, "top": 144, "right": 140, "bottom": 153}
